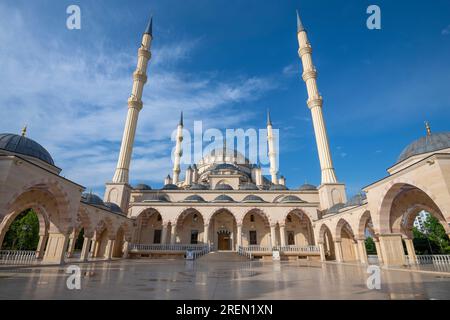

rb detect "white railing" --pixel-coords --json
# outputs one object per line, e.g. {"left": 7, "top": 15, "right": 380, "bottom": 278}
{"left": 188, "top": 245, "right": 211, "bottom": 260}
{"left": 0, "top": 250, "right": 38, "bottom": 265}
{"left": 242, "top": 245, "right": 272, "bottom": 252}
{"left": 129, "top": 243, "right": 208, "bottom": 252}
{"left": 407, "top": 255, "right": 450, "bottom": 265}
{"left": 237, "top": 246, "right": 253, "bottom": 260}
{"left": 275, "top": 245, "right": 320, "bottom": 253}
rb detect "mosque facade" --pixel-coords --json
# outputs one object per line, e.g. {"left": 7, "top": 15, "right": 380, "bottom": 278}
{"left": 0, "top": 12, "right": 449, "bottom": 267}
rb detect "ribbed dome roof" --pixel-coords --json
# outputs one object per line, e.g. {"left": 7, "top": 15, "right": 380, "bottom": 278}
{"left": 161, "top": 184, "right": 179, "bottom": 190}
{"left": 183, "top": 195, "right": 206, "bottom": 202}
{"left": 134, "top": 184, "right": 152, "bottom": 190}
{"left": 398, "top": 132, "right": 450, "bottom": 163}
{"left": 81, "top": 193, "right": 105, "bottom": 206}
{"left": 269, "top": 184, "right": 288, "bottom": 191}
{"left": 279, "top": 195, "right": 304, "bottom": 203}
{"left": 239, "top": 183, "right": 259, "bottom": 190}
{"left": 0, "top": 133, "right": 54, "bottom": 165}
{"left": 212, "top": 195, "right": 235, "bottom": 202}
{"left": 327, "top": 203, "right": 345, "bottom": 214}
{"left": 345, "top": 193, "right": 367, "bottom": 207}
{"left": 214, "top": 183, "right": 233, "bottom": 190}
{"left": 298, "top": 184, "right": 317, "bottom": 191}
{"left": 104, "top": 202, "right": 123, "bottom": 214}
{"left": 189, "top": 183, "right": 209, "bottom": 190}
{"left": 242, "top": 195, "right": 265, "bottom": 203}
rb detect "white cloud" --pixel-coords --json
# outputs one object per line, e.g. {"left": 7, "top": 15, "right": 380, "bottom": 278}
{"left": 442, "top": 25, "right": 450, "bottom": 35}
{"left": 0, "top": 4, "right": 276, "bottom": 192}
{"left": 282, "top": 63, "right": 298, "bottom": 76}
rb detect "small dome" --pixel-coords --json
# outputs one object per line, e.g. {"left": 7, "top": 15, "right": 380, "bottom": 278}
{"left": 143, "top": 193, "right": 170, "bottom": 202}
{"left": 161, "top": 184, "right": 179, "bottom": 190}
{"left": 183, "top": 195, "right": 206, "bottom": 203}
{"left": 212, "top": 195, "right": 235, "bottom": 202}
{"left": 104, "top": 202, "right": 123, "bottom": 214}
{"left": 242, "top": 195, "right": 265, "bottom": 203}
{"left": 298, "top": 184, "right": 317, "bottom": 191}
{"left": 0, "top": 133, "right": 55, "bottom": 165}
{"left": 398, "top": 132, "right": 450, "bottom": 163}
{"left": 280, "top": 195, "right": 304, "bottom": 203}
{"left": 270, "top": 184, "right": 288, "bottom": 191}
{"left": 345, "top": 193, "right": 367, "bottom": 207}
{"left": 134, "top": 184, "right": 152, "bottom": 191}
{"left": 327, "top": 203, "right": 345, "bottom": 214}
{"left": 81, "top": 193, "right": 105, "bottom": 206}
{"left": 239, "top": 183, "right": 259, "bottom": 190}
{"left": 214, "top": 183, "right": 233, "bottom": 190}
{"left": 189, "top": 183, "right": 209, "bottom": 190}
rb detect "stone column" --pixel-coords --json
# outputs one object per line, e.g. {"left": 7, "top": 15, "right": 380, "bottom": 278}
{"left": 319, "top": 243, "right": 326, "bottom": 261}
{"left": 80, "top": 236, "right": 91, "bottom": 262}
{"left": 353, "top": 241, "right": 360, "bottom": 262}
{"left": 270, "top": 225, "right": 277, "bottom": 248}
{"left": 357, "top": 239, "right": 368, "bottom": 264}
{"left": 279, "top": 225, "right": 286, "bottom": 247}
{"left": 404, "top": 238, "right": 417, "bottom": 265}
{"left": 42, "top": 233, "right": 70, "bottom": 265}
{"left": 105, "top": 239, "right": 115, "bottom": 260}
{"left": 203, "top": 224, "right": 209, "bottom": 246}
{"left": 90, "top": 239, "right": 98, "bottom": 258}
{"left": 161, "top": 224, "right": 168, "bottom": 244}
{"left": 170, "top": 225, "right": 177, "bottom": 244}
{"left": 374, "top": 238, "right": 383, "bottom": 265}
{"left": 334, "top": 241, "right": 343, "bottom": 262}
{"left": 66, "top": 230, "right": 78, "bottom": 258}
{"left": 236, "top": 224, "right": 242, "bottom": 248}
{"left": 35, "top": 234, "right": 48, "bottom": 259}
{"left": 122, "top": 240, "right": 130, "bottom": 258}
{"left": 378, "top": 234, "right": 406, "bottom": 266}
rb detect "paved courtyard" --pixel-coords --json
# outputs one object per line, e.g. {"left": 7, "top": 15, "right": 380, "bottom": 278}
{"left": 0, "top": 257, "right": 450, "bottom": 300}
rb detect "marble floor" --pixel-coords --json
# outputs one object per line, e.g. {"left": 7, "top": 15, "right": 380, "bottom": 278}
{"left": 0, "top": 257, "right": 450, "bottom": 300}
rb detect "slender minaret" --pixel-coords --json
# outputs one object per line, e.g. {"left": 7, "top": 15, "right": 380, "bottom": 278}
{"left": 266, "top": 109, "right": 278, "bottom": 184}
{"left": 296, "top": 10, "right": 337, "bottom": 184}
{"left": 113, "top": 17, "right": 153, "bottom": 183}
{"left": 172, "top": 112, "right": 183, "bottom": 184}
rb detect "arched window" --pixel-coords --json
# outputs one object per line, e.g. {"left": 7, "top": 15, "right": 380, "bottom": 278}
{"left": 250, "top": 214, "right": 255, "bottom": 222}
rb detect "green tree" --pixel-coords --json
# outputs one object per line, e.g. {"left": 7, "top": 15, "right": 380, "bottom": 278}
{"left": 365, "top": 237, "right": 377, "bottom": 254}
{"left": 412, "top": 215, "right": 450, "bottom": 254}
{"left": 1, "top": 209, "right": 40, "bottom": 250}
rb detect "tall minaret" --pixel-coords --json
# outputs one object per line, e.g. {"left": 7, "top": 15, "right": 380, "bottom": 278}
{"left": 267, "top": 109, "right": 278, "bottom": 184}
{"left": 172, "top": 112, "right": 183, "bottom": 184}
{"left": 112, "top": 17, "right": 153, "bottom": 183}
{"left": 296, "top": 10, "right": 346, "bottom": 208}
{"left": 296, "top": 10, "right": 337, "bottom": 184}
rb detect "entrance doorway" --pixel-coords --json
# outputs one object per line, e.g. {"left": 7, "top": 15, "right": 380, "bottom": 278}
{"left": 218, "top": 231, "right": 231, "bottom": 250}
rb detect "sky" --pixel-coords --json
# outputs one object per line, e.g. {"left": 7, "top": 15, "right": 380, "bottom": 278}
{"left": 0, "top": 0, "right": 449, "bottom": 197}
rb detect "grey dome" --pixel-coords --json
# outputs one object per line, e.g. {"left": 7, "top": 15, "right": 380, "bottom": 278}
{"left": 280, "top": 195, "right": 304, "bottom": 203}
{"left": 239, "top": 183, "right": 259, "bottom": 190}
{"left": 215, "top": 183, "right": 233, "bottom": 190}
{"left": 398, "top": 132, "right": 450, "bottom": 163}
{"left": 144, "top": 193, "right": 170, "bottom": 202}
{"left": 104, "top": 202, "right": 123, "bottom": 214}
{"left": 212, "top": 195, "right": 235, "bottom": 202}
{"left": 270, "top": 184, "right": 288, "bottom": 191}
{"left": 345, "top": 193, "right": 367, "bottom": 207}
{"left": 161, "top": 184, "right": 179, "bottom": 190}
{"left": 327, "top": 203, "right": 345, "bottom": 214}
{"left": 242, "top": 195, "right": 265, "bottom": 203}
{"left": 299, "top": 184, "right": 317, "bottom": 191}
{"left": 81, "top": 193, "right": 105, "bottom": 206}
{"left": 0, "top": 133, "right": 55, "bottom": 165}
{"left": 213, "top": 163, "right": 239, "bottom": 171}
{"left": 183, "top": 195, "right": 206, "bottom": 203}
{"left": 189, "top": 183, "right": 209, "bottom": 190}
{"left": 134, "top": 184, "right": 152, "bottom": 191}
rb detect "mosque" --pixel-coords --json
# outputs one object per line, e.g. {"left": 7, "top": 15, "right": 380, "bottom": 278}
{"left": 0, "top": 11, "right": 449, "bottom": 267}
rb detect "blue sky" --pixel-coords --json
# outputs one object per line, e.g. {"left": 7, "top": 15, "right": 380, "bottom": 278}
{"left": 0, "top": 0, "right": 449, "bottom": 197}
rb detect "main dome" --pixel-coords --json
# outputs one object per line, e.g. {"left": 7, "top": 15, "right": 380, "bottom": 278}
{"left": 0, "top": 133, "right": 55, "bottom": 165}
{"left": 397, "top": 132, "right": 450, "bottom": 163}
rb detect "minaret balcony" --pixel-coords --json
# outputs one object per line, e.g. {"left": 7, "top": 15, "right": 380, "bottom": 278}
{"left": 127, "top": 98, "right": 143, "bottom": 110}
{"left": 302, "top": 69, "right": 317, "bottom": 81}
{"left": 133, "top": 71, "right": 148, "bottom": 83}
{"left": 307, "top": 96, "right": 323, "bottom": 109}
{"left": 298, "top": 46, "right": 313, "bottom": 57}
{"left": 138, "top": 48, "right": 151, "bottom": 59}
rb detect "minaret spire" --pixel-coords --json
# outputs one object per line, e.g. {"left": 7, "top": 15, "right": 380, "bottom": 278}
{"left": 173, "top": 113, "right": 183, "bottom": 184}
{"left": 296, "top": 9, "right": 337, "bottom": 185}
{"left": 144, "top": 16, "right": 153, "bottom": 36}
{"left": 266, "top": 112, "right": 278, "bottom": 184}
{"left": 425, "top": 121, "right": 431, "bottom": 136}
{"left": 112, "top": 16, "right": 153, "bottom": 184}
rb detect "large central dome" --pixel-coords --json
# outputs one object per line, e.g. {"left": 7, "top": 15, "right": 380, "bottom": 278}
{"left": 397, "top": 132, "right": 450, "bottom": 163}
{"left": 198, "top": 147, "right": 251, "bottom": 166}
{"left": 0, "top": 133, "right": 55, "bottom": 165}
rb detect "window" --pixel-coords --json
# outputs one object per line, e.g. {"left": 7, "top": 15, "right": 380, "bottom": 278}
{"left": 249, "top": 231, "right": 257, "bottom": 245}
{"left": 191, "top": 230, "right": 199, "bottom": 244}
{"left": 250, "top": 214, "right": 255, "bottom": 222}
{"left": 153, "top": 229, "right": 162, "bottom": 244}
{"left": 287, "top": 232, "right": 295, "bottom": 245}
